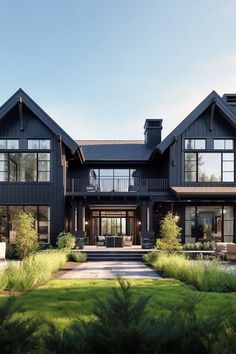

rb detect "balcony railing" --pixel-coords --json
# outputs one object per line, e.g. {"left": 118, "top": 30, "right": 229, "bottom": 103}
{"left": 67, "top": 178, "right": 169, "bottom": 193}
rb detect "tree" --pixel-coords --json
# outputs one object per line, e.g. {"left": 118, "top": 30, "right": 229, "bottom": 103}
{"left": 14, "top": 211, "right": 39, "bottom": 259}
{"left": 156, "top": 212, "right": 181, "bottom": 252}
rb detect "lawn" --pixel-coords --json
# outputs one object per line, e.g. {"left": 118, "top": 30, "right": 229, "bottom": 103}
{"left": 1, "top": 278, "right": 236, "bottom": 330}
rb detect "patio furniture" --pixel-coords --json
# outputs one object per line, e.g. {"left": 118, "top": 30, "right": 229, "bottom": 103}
{"left": 215, "top": 242, "right": 228, "bottom": 259}
{"left": 226, "top": 243, "right": 236, "bottom": 261}
{"left": 123, "top": 235, "right": 133, "bottom": 247}
{"left": 106, "top": 235, "right": 123, "bottom": 247}
{"left": 96, "top": 235, "right": 106, "bottom": 246}
{"left": 0, "top": 242, "right": 6, "bottom": 261}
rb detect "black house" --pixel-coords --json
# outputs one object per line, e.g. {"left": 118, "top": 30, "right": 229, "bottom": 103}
{"left": 0, "top": 89, "right": 236, "bottom": 247}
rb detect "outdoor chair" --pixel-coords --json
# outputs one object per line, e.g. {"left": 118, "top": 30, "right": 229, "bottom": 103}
{"left": 226, "top": 243, "right": 236, "bottom": 261}
{"left": 96, "top": 235, "right": 106, "bottom": 246}
{"left": 123, "top": 235, "right": 133, "bottom": 247}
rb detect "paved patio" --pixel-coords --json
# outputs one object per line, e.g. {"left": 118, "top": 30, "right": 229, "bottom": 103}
{"left": 61, "top": 261, "right": 160, "bottom": 279}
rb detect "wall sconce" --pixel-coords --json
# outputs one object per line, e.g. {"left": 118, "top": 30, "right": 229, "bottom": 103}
{"left": 174, "top": 214, "right": 180, "bottom": 223}
{"left": 85, "top": 221, "right": 88, "bottom": 226}
{"left": 138, "top": 221, "right": 141, "bottom": 225}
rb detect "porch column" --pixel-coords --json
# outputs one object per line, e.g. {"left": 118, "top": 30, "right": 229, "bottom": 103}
{"left": 77, "top": 201, "right": 86, "bottom": 237}
{"left": 141, "top": 200, "right": 147, "bottom": 235}
{"left": 71, "top": 200, "right": 77, "bottom": 232}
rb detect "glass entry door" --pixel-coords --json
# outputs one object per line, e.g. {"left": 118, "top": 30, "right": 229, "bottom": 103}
{"left": 101, "top": 217, "right": 126, "bottom": 235}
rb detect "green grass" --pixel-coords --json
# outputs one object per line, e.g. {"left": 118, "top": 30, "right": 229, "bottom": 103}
{"left": 1, "top": 278, "right": 236, "bottom": 330}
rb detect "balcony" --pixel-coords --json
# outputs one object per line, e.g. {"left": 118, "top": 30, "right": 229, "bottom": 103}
{"left": 66, "top": 178, "right": 169, "bottom": 194}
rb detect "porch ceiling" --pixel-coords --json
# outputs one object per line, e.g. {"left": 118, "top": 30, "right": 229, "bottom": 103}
{"left": 171, "top": 186, "right": 236, "bottom": 195}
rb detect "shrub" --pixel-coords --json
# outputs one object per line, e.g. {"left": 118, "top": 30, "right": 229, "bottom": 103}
{"left": 68, "top": 251, "right": 87, "bottom": 263}
{"left": 14, "top": 211, "right": 39, "bottom": 259}
{"left": 56, "top": 231, "right": 76, "bottom": 251}
{"left": 0, "top": 297, "right": 40, "bottom": 353}
{"left": 6, "top": 244, "right": 18, "bottom": 259}
{"left": 156, "top": 212, "right": 181, "bottom": 252}
{"left": 0, "top": 270, "right": 7, "bottom": 291}
{"left": 3, "top": 250, "right": 67, "bottom": 291}
{"left": 144, "top": 251, "right": 236, "bottom": 292}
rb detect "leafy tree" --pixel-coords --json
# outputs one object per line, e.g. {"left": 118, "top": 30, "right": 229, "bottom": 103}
{"left": 156, "top": 212, "right": 181, "bottom": 252}
{"left": 14, "top": 211, "right": 39, "bottom": 259}
{"left": 56, "top": 231, "right": 76, "bottom": 251}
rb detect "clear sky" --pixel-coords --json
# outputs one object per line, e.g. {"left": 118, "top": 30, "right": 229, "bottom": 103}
{"left": 0, "top": 0, "right": 236, "bottom": 140}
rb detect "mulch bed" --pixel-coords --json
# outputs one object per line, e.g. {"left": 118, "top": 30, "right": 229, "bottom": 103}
{"left": 53, "top": 262, "right": 81, "bottom": 279}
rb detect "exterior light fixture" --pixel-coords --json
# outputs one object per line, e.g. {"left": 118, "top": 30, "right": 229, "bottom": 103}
{"left": 138, "top": 221, "right": 141, "bottom": 225}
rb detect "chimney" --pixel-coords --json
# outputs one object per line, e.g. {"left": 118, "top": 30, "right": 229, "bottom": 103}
{"left": 144, "top": 119, "right": 163, "bottom": 149}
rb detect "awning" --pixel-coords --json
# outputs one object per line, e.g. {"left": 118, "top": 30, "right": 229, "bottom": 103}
{"left": 171, "top": 186, "right": 236, "bottom": 195}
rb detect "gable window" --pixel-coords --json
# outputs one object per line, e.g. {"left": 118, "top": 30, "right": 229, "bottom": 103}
{"left": 28, "top": 139, "right": 51, "bottom": 149}
{"left": 184, "top": 139, "right": 206, "bottom": 150}
{"left": 213, "top": 139, "right": 234, "bottom": 150}
{"left": 184, "top": 152, "right": 234, "bottom": 182}
{"left": 0, "top": 139, "right": 19, "bottom": 149}
{"left": 0, "top": 153, "right": 50, "bottom": 182}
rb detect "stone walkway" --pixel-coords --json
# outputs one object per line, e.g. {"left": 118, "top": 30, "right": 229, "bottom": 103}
{"left": 61, "top": 261, "right": 160, "bottom": 279}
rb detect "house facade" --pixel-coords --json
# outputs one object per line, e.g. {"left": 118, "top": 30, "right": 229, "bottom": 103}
{"left": 0, "top": 89, "right": 236, "bottom": 247}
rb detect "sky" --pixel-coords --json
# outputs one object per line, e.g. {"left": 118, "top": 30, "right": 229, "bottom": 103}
{"left": 1, "top": 0, "right": 236, "bottom": 140}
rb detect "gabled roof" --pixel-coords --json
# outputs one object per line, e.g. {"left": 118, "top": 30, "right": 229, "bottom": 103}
{"left": 157, "top": 90, "right": 236, "bottom": 153}
{"left": 76, "top": 140, "right": 152, "bottom": 162}
{"left": 0, "top": 88, "right": 78, "bottom": 152}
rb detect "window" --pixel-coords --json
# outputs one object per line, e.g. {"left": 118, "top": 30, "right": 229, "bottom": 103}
{"left": 0, "top": 153, "right": 50, "bottom": 182}
{"left": 28, "top": 139, "right": 51, "bottom": 149}
{"left": 0, "top": 139, "right": 19, "bottom": 149}
{"left": 0, "top": 153, "right": 8, "bottom": 181}
{"left": 185, "top": 206, "right": 234, "bottom": 243}
{"left": 89, "top": 169, "right": 138, "bottom": 192}
{"left": 185, "top": 139, "right": 205, "bottom": 150}
{"left": 214, "top": 139, "right": 234, "bottom": 150}
{"left": 0, "top": 205, "right": 50, "bottom": 243}
{"left": 184, "top": 152, "right": 234, "bottom": 182}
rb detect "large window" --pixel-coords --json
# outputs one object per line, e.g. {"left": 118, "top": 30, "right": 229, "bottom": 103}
{"left": 184, "top": 152, "right": 234, "bottom": 182}
{"left": 185, "top": 206, "right": 234, "bottom": 243}
{"left": 0, "top": 205, "right": 50, "bottom": 243}
{"left": 89, "top": 169, "right": 137, "bottom": 192}
{"left": 0, "top": 153, "right": 50, "bottom": 182}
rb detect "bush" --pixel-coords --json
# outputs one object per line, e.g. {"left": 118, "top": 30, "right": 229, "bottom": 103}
{"left": 144, "top": 251, "right": 236, "bottom": 292}
{"left": 56, "top": 231, "right": 76, "bottom": 251}
{"left": 3, "top": 250, "right": 67, "bottom": 291}
{"left": 0, "top": 270, "right": 7, "bottom": 291}
{"left": 6, "top": 244, "right": 18, "bottom": 259}
{"left": 68, "top": 251, "right": 87, "bottom": 263}
{"left": 0, "top": 297, "right": 40, "bottom": 353}
{"left": 14, "top": 211, "right": 39, "bottom": 259}
{"left": 156, "top": 212, "right": 181, "bottom": 252}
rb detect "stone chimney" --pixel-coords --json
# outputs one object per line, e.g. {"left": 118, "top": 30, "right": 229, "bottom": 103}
{"left": 144, "top": 119, "right": 163, "bottom": 149}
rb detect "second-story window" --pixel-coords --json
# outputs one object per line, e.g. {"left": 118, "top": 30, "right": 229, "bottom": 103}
{"left": 89, "top": 169, "right": 137, "bottom": 192}
{"left": 28, "top": 139, "right": 51, "bottom": 149}
{"left": 0, "top": 139, "right": 19, "bottom": 149}
{"left": 184, "top": 152, "right": 234, "bottom": 182}
{"left": 184, "top": 139, "right": 206, "bottom": 150}
{"left": 0, "top": 153, "right": 50, "bottom": 182}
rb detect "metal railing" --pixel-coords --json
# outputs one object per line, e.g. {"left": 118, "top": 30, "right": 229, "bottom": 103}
{"left": 67, "top": 178, "right": 169, "bottom": 193}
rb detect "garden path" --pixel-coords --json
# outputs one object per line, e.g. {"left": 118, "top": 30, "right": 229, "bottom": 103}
{"left": 61, "top": 261, "right": 161, "bottom": 279}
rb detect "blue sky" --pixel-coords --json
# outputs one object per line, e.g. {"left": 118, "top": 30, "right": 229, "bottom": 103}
{"left": 0, "top": 0, "right": 236, "bottom": 140}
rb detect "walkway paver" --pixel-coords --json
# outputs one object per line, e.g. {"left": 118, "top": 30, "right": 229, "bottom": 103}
{"left": 61, "top": 261, "right": 160, "bottom": 279}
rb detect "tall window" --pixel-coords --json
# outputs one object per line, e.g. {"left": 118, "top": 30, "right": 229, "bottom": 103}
{"left": 0, "top": 153, "right": 50, "bottom": 182}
